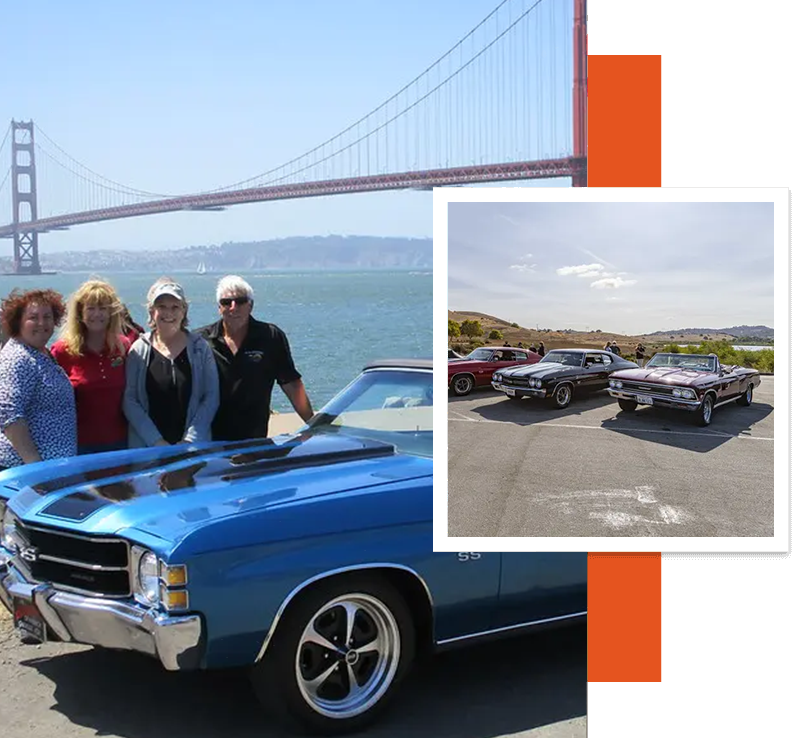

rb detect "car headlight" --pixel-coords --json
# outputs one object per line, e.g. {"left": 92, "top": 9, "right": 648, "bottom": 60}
{"left": 1, "top": 504, "right": 20, "bottom": 552}
{"left": 614, "top": 380, "right": 623, "bottom": 389}
{"left": 494, "top": 374, "right": 502, "bottom": 382}
{"left": 534, "top": 379, "right": 543, "bottom": 388}
{"left": 672, "top": 388, "right": 683, "bottom": 398}
{"left": 680, "top": 388, "right": 695, "bottom": 399}
{"left": 133, "top": 546, "right": 160, "bottom": 605}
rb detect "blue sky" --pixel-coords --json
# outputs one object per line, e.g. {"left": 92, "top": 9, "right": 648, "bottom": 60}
{"left": 0, "top": 0, "right": 572, "bottom": 254}
{"left": 448, "top": 202, "right": 774, "bottom": 335}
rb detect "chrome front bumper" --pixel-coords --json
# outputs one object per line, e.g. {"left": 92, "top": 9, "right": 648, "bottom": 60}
{"left": 492, "top": 382, "right": 547, "bottom": 398}
{"left": 0, "top": 550, "right": 203, "bottom": 671}
{"left": 608, "top": 389, "right": 700, "bottom": 410}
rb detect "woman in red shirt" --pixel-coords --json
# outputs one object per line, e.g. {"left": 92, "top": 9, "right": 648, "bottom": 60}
{"left": 51, "top": 279, "right": 131, "bottom": 455}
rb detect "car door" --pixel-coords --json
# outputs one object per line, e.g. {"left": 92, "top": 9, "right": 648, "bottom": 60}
{"left": 590, "top": 352, "right": 614, "bottom": 390}
{"left": 718, "top": 366, "right": 741, "bottom": 399}
{"left": 426, "top": 552, "right": 502, "bottom": 640}
{"left": 580, "top": 352, "right": 609, "bottom": 391}
{"left": 495, "top": 552, "right": 587, "bottom": 628}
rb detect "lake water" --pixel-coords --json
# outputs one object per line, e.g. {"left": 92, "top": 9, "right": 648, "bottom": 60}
{"left": 0, "top": 270, "right": 432, "bottom": 411}
{"left": 677, "top": 344, "right": 772, "bottom": 352}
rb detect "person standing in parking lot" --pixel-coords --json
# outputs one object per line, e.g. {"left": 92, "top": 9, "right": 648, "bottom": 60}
{"left": 197, "top": 275, "right": 314, "bottom": 441}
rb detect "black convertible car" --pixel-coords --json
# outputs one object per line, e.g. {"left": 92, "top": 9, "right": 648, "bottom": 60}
{"left": 491, "top": 349, "right": 639, "bottom": 409}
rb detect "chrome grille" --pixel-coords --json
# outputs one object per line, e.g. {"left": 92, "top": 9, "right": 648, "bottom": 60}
{"left": 620, "top": 381, "right": 676, "bottom": 396}
{"left": 503, "top": 376, "right": 530, "bottom": 387}
{"left": 15, "top": 521, "right": 130, "bottom": 597}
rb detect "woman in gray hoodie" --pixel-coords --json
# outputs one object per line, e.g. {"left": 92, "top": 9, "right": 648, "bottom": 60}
{"left": 123, "top": 278, "right": 219, "bottom": 448}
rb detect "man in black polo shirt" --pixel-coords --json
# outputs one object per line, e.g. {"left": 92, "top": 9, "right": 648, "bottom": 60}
{"left": 197, "top": 275, "right": 314, "bottom": 440}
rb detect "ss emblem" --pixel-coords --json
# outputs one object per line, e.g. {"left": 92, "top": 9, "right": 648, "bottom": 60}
{"left": 457, "top": 552, "right": 481, "bottom": 562}
{"left": 19, "top": 546, "right": 40, "bottom": 563}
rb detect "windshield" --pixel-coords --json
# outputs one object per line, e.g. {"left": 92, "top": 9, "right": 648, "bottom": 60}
{"left": 540, "top": 351, "right": 584, "bottom": 367}
{"left": 465, "top": 348, "right": 493, "bottom": 361}
{"left": 646, "top": 353, "right": 717, "bottom": 372}
{"left": 305, "top": 368, "right": 432, "bottom": 457}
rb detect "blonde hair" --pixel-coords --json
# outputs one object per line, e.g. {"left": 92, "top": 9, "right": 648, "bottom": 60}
{"left": 60, "top": 279, "right": 126, "bottom": 356}
{"left": 146, "top": 276, "right": 189, "bottom": 330}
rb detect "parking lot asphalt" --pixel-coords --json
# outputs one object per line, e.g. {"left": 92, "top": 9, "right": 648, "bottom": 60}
{"left": 0, "top": 607, "right": 585, "bottom": 738}
{"left": 448, "top": 377, "right": 775, "bottom": 537}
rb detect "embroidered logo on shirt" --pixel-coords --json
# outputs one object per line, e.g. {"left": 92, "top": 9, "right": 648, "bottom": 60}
{"left": 244, "top": 351, "right": 264, "bottom": 362}
{"left": 111, "top": 356, "right": 124, "bottom": 368}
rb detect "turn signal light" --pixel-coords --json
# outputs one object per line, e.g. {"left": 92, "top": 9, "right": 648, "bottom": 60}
{"left": 160, "top": 562, "right": 188, "bottom": 586}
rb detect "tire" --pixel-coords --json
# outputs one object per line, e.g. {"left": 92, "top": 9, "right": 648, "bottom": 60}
{"left": 508, "top": 394, "right": 523, "bottom": 402}
{"left": 617, "top": 399, "right": 638, "bottom": 412}
{"left": 550, "top": 383, "right": 573, "bottom": 409}
{"left": 694, "top": 394, "right": 714, "bottom": 426}
{"left": 450, "top": 374, "right": 474, "bottom": 397}
{"left": 251, "top": 575, "right": 416, "bottom": 735}
{"left": 736, "top": 384, "right": 753, "bottom": 407}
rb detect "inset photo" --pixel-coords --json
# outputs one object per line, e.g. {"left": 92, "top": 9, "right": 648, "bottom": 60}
{"left": 433, "top": 187, "right": 788, "bottom": 553}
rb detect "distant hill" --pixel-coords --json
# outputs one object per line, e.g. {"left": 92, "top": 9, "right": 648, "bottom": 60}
{"left": 0, "top": 235, "right": 432, "bottom": 273}
{"left": 449, "top": 311, "right": 774, "bottom": 351}
{"left": 641, "top": 325, "right": 773, "bottom": 341}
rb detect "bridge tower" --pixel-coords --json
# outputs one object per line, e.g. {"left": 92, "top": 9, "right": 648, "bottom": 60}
{"left": 10, "top": 120, "right": 42, "bottom": 275}
{"left": 572, "top": 0, "right": 588, "bottom": 187}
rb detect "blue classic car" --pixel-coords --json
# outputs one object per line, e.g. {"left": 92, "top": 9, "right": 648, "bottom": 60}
{"left": 0, "top": 359, "right": 586, "bottom": 734}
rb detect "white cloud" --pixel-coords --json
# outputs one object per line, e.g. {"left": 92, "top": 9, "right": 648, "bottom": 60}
{"left": 520, "top": 253, "right": 533, "bottom": 261}
{"left": 510, "top": 263, "right": 536, "bottom": 272}
{"left": 591, "top": 277, "right": 638, "bottom": 290}
{"left": 577, "top": 269, "right": 608, "bottom": 278}
{"left": 557, "top": 263, "right": 605, "bottom": 277}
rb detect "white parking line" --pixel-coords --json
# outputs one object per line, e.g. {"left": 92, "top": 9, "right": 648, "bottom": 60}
{"left": 448, "top": 416, "right": 774, "bottom": 441}
{"left": 449, "top": 409, "right": 478, "bottom": 422}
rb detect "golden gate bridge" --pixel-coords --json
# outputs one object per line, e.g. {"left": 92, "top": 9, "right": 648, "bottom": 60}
{"left": 0, "top": 0, "right": 587, "bottom": 275}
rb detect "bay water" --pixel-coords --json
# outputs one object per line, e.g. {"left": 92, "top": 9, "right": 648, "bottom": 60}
{"left": 0, "top": 269, "right": 432, "bottom": 412}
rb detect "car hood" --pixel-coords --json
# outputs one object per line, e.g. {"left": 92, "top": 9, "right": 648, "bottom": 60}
{"left": 447, "top": 359, "right": 490, "bottom": 371}
{"left": 611, "top": 366, "right": 711, "bottom": 386}
{"left": 0, "top": 433, "right": 430, "bottom": 543}
{"left": 498, "top": 362, "right": 575, "bottom": 379}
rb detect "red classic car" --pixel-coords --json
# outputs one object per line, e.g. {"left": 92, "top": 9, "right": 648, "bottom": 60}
{"left": 607, "top": 352, "right": 762, "bottom": 426}
{"left": 448, "top": 346, "right": 541, "bottom": 396}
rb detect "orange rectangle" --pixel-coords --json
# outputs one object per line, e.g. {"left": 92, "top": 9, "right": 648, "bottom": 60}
{"left": 587, "top": 554, "right": 662, "bottom": 681}
{"left": 588, "top": 55, "right": 662, "bottom": 187}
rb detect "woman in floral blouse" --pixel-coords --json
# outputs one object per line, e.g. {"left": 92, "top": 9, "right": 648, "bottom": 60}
{"left": 0, "top": 289, "right": 77, "bottom": 470}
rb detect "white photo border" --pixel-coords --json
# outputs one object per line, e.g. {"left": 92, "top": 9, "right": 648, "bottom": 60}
{"left": 433, "top": 186, "right": 789, "bottom": 553}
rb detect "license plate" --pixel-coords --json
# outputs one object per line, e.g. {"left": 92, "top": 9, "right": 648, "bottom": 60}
{"left": 505, "top": 388, "right": 515, "bottom": 397}
{"left": 13, "top": 597, "right": 47, "bottom": 643}
{"left": 636, "top": 395, "right": 654, "bottom": 405}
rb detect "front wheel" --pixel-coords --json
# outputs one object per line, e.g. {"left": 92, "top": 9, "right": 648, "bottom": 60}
{"left": 617, "top": 399, "right": 638, "bottom": 412}
{"left": 450, "top": 374, "right": 474, "bottom": 396}
{"left": 550, "top": 383, "right": 573, "bottom": 409}
{"left": 695, "top": 394, "right": 714, "bottom": 426}
{"left": 251, "top": 576, "right": 415, "bottom": 735}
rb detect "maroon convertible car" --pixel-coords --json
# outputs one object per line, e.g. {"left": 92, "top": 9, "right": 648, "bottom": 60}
{"left": 448, "top": 346, "right": 541, "bottom": 396}
{"left": 607, "top": 352, "right": 761, "bottom": 426}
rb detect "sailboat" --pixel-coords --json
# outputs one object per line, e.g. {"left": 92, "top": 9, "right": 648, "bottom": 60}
{"left": 197, "top": 261, "right": 207, "bottom": 275}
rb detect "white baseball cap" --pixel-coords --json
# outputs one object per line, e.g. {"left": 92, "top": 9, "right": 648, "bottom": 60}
{"left": 148, "top": 282, "right": 186, "bottom": 306}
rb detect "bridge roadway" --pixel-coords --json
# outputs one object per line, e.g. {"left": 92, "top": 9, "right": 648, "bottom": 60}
{"left": 0, "top": 157, "right": 585, "bottom": 238}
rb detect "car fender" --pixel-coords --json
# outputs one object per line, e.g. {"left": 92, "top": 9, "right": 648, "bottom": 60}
{"left": 449, "top": 371, "right": 475, "bottom": 387}
{"left": 254, "top": 562, "right": 434, "bottom": 663}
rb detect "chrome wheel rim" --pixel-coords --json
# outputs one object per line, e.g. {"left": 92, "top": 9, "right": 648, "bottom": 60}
{"left": 746, "top": 387, "right": 752, "bottom": 402}
{"left": 703, "top": 398, "right": 713, "bottom": 423}
{"left": 295, "top": 593, "right": 401, "bottom": 719}
{"left": 454, "top": 376, "right": 472, "bottom": 394}
{"left": 556, "top": 386, "right": 571, "bottom": 406}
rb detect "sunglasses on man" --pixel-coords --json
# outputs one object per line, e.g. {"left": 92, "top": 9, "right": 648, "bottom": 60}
{"left": 219, "top": 296, "right": 250, "bottom": 307}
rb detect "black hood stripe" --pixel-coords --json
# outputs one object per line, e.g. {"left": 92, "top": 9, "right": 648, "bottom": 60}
{"left": 31, "top": 438, "right": 282, "bottom": 496}
{"left": 37, "top": 435, "right": 396, "bottom": 522}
